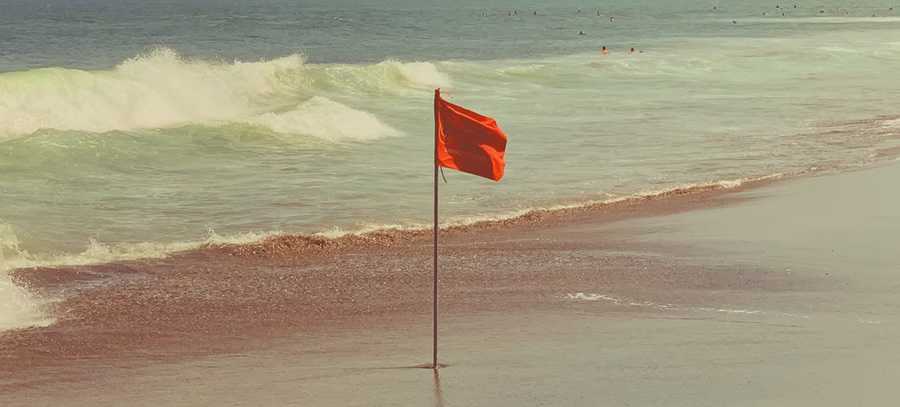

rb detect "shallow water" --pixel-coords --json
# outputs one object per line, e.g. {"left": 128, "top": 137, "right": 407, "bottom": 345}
{"left": 3, "top": 0, "right": 900, "bottom": 329}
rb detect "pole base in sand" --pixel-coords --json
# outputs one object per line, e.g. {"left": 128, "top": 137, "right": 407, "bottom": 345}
{"left": 414, "top": 362, "right": 449, "bottom": 370}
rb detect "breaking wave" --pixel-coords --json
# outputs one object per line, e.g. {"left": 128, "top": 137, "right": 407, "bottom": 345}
{"left": 0, "top": 48, "right": 448, "bottom": 139}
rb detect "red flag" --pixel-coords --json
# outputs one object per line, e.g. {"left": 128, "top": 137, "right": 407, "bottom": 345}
{"left": 434, "top": 89, "right": 508, "bottom": 181}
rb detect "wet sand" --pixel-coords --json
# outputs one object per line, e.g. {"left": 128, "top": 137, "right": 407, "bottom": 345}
{"left": 2, "top": 164, "right": 900, "bottom": 405}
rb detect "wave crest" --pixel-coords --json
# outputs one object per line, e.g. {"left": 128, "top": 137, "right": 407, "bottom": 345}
{"left": 0, "top": 48, "right": 447, "bottom": 138}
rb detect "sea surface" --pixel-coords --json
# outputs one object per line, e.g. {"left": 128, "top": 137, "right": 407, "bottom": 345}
{"left": 3, "top": 0, "right": 900, "bottom": 330}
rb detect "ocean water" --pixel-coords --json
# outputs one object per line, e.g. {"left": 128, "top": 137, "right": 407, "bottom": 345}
{"left": 3, "top": 0, "right": 900, "bottom": 329}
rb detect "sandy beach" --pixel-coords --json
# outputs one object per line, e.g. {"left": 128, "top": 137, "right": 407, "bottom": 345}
{"left": 2, "top": 161, "right": 898, "bottom": 406}
{"left": 6, "top": 2, "right": 900, "bottom": 406}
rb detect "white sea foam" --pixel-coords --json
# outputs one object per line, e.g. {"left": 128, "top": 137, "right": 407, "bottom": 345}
{"left": 0, "top": 225, "right": 282, "bottom": 332}
{"left": 0, "top": 48, "right": 445, "bottom": 139}
{"left": 568, "top": 292, "right": 819, "bottom": 321}
{"left": 247, "top": 97, "right": 401, "bottom": 142}
{"left": 0, "top": 276, "right": 51, "bottom": 331}
{"left": 393, "top": 61, "right": 451, "bottom": 89}
{"left": 317, "top": 173, "right": 787, "bottom": 239}
{"left": 566, "top": 292, "right": 768, "bottom": 316}
{"left": 0, "top": 223, "right": 55, "bottom": 331}
{"left": 566, "top": 293, "right": 676, "bottom": 310}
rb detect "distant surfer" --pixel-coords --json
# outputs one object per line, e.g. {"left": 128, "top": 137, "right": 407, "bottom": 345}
{"left": 579, "top": 30, "right": 586, "bottom": 35}
{"left": 601, "top": 46, "right": 609, "bottom": 55}
{"left": 609, "top": 16, "right": 615, "bottom": 22}
{"left": 629, "top": 47, "right": 636, "bottom": 53}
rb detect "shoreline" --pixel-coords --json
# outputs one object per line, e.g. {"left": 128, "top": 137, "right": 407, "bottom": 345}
{"left": 2, "top": 166, "right": 797, "bottom": 387}
{"left": 8, "top": 171, "right": 789, "bottom": 282}
{"left": 1, "top": 161, "right": 896, "bottom": 401}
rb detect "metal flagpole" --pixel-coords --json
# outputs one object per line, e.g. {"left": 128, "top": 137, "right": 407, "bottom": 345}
{"left": 432, "top": 88, "right": 440, "bottom": 370}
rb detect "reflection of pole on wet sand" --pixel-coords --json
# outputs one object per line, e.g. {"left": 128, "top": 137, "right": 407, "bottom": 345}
{"left": 432, "top": 368, "right": 445, "bottom": 407}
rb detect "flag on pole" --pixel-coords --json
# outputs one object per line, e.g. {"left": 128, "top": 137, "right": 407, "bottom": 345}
{"left": 430, "top": 89, "right": 508, "bottom": 369}
{"left": 434, "top": 89, "right": 508, "bottom": 181}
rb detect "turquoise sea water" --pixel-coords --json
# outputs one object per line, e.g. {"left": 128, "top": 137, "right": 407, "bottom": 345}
{"left": 3, "top": 0, "right": 900, "bottom": 328}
